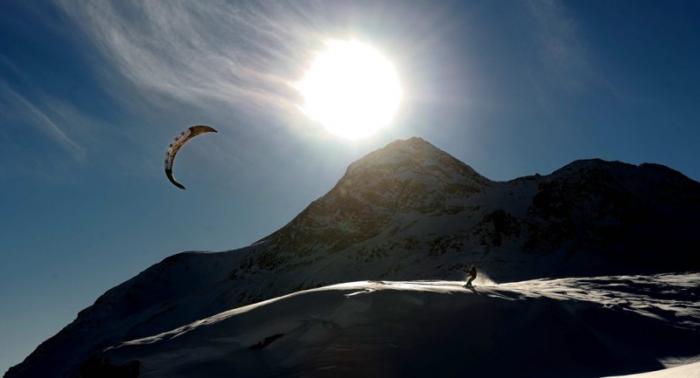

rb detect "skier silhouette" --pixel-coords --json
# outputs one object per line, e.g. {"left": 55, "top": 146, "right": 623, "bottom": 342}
{"left": 464, "top": 265, "right": 477, "bottom": 288}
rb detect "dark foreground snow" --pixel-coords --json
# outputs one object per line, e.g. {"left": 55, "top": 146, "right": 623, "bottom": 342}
{"left": 86, "top": 274, "right": 700, "bottom": 378}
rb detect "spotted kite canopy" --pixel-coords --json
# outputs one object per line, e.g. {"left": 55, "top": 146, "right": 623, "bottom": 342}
{"left": 164, "top": 125, "right": 217, "bottom": 190}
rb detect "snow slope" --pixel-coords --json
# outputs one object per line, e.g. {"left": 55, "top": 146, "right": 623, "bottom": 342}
{"left": 6, "top": 137, "right": 700, "bottom": 377}
{"left": 606, "top": 361, "right": 700, "bottom": 377}
{"left": 85, "top": 274, "right": 700, "bottom": 378}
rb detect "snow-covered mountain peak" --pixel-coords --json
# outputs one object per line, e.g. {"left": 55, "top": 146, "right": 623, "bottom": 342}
{"left": 259, "top": 138, "right": 492, "bottom": 259}
{"left": 328, "top": 137, "right": 492, "bottom": 215}
{"left": 344, "top": 137, "right": 488, "bottom": 185}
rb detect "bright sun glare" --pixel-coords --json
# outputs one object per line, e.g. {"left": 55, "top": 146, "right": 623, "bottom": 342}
{"left": 296, "top": 39, "right": 402, "bottom": 140}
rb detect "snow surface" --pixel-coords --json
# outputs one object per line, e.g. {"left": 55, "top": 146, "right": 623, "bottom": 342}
{"left": 91, "top": 274, "right": 700, "bottom": 378}
{"left": 606, "top": 361, "right": 700, "bottom": 377}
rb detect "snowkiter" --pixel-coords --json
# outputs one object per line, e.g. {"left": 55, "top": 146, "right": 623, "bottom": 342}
{"left": 465, "top": 265, "right": 477, "bottom": 288}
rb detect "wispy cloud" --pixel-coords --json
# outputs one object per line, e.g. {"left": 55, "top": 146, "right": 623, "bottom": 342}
{"left": 0, "top": 82, "right": 86, "bottom": 161}
{"left": 56, "top": 1, "right": 336, "bottom": 119}
{"left": 526, "top": 0, "right": 595, "bottom": 92}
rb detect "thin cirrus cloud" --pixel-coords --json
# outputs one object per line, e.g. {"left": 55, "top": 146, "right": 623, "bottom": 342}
{"left": 56, "top": 0, "right": 335, "bottom": 120}
{"left": 521, "top": 0, "right": 623, "bottom": 116}
{"left": 525, "top": 0, "right": 600, "bottom": 93}
{"left": 0, "top": 81, "right": 86, "bottom": 162}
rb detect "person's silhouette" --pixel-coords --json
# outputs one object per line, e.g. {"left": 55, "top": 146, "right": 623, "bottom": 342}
{"left": 464, "top": 265, "right": 477, "bottom": 288}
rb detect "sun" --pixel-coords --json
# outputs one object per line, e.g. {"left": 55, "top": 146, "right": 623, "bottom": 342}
{"left": 296, "top": 39, "right": 402, "bottom": 140}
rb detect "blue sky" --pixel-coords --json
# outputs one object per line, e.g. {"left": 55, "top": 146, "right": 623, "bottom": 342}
{"left": 1, "top": 0, "right": 699, "bottom": 373}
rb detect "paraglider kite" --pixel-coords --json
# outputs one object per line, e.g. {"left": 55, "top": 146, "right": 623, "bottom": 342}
{"left": 164, "top": 125, "right": 217, "bottom": 190}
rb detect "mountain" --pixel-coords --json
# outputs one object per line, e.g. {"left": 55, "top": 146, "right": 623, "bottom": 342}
{"left": 6, "top": 137, "right": 700, "bottom": 378}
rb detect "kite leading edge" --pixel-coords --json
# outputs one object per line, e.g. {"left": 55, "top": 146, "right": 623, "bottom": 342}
{"left": 164, "top": 125, "right": 217, "bottom": 190}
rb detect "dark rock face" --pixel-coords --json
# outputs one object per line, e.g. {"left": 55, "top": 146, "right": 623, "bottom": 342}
{"left": 474, "top": 209, "right": 521, "bottom": 249}
{"left": 6, "top": 138, "right": 700, "bottom": 378}
{"left": 523, "top": 160, "right": 700, "bottom": 272}
{"left": 79, "top": 356, "right": 139, "bottom": 378}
